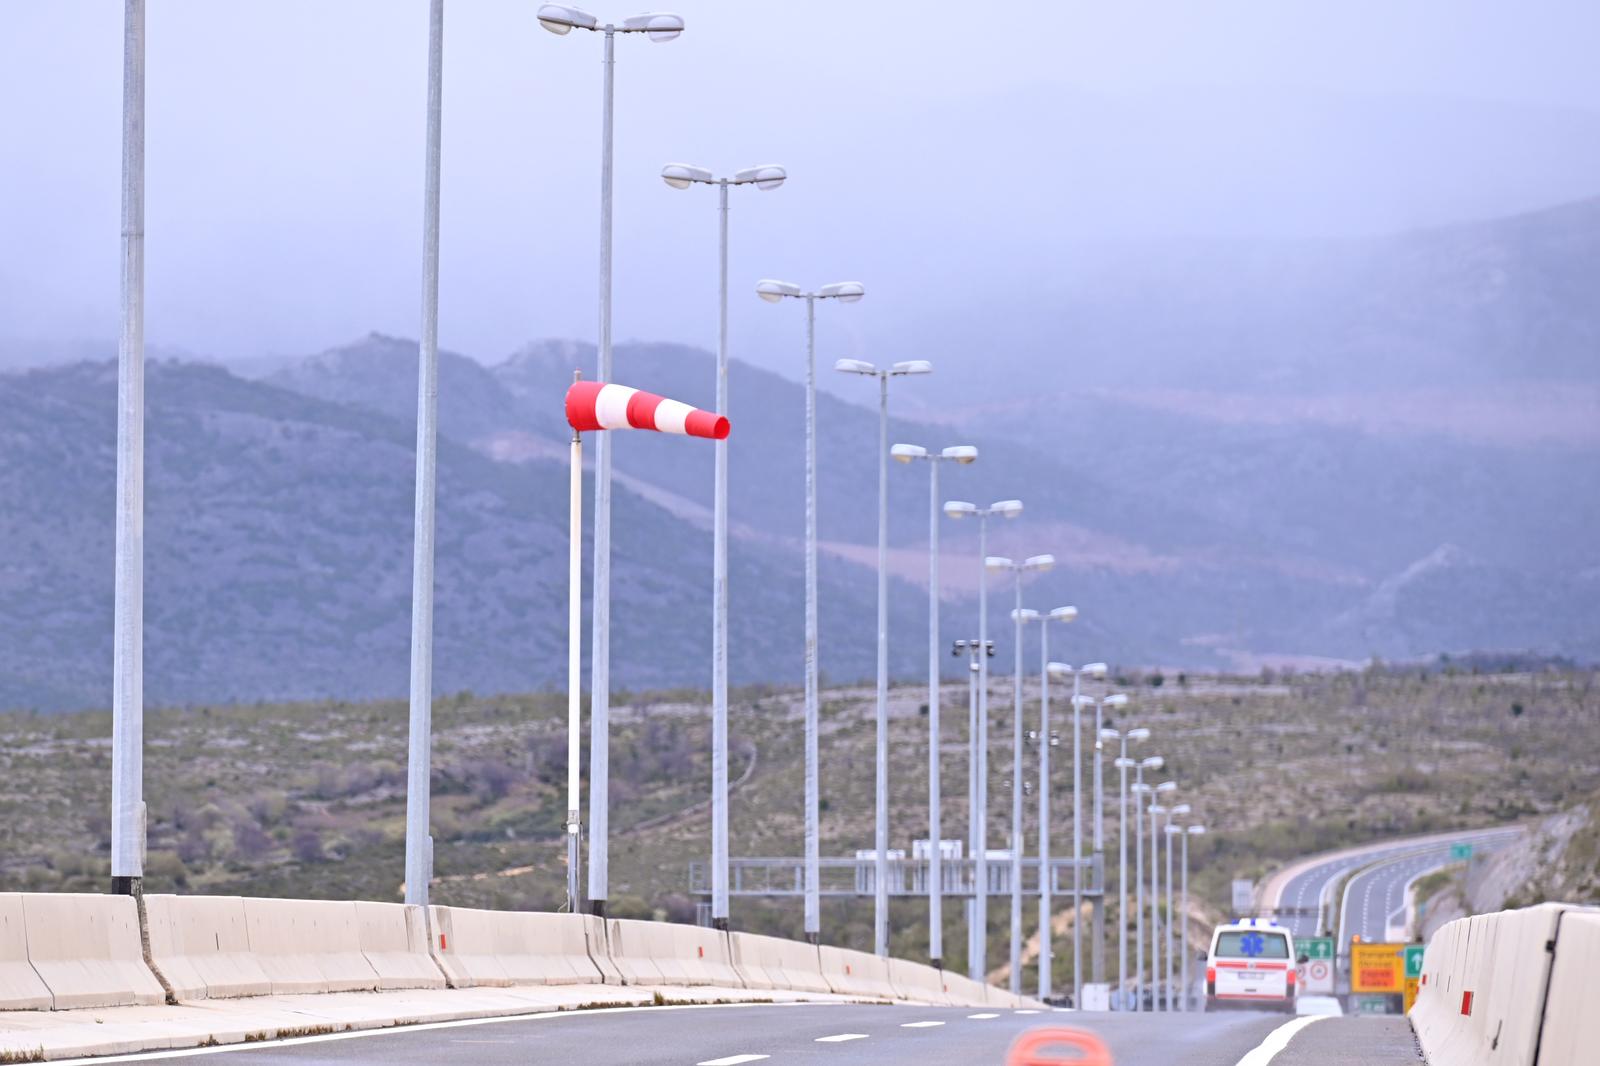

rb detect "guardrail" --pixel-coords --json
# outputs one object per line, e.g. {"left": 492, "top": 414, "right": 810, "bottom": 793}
{"left": 0, "top": 892, "right": 1029, "bottom": 1015}
{"left": 1410, "top": 901, "right": 1598, "bottom": 1065}
{"left": 690, "top": 854, "right": 1104, "bottom": 896}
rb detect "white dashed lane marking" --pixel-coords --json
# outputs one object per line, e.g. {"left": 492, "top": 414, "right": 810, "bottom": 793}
{"left": 814, "top": 1034, "right": 869, "bottom": 1043}
{"left": 1014, "top": 1009, "right": 1041, "bottom": 1014}
{"left": 967, "top": 1012, "right": 999, "bottom": 1019}
{"left": 696, "top": 1056, "right": 769, "bottom": 1066}
{"left": 899, "top": 1020, "right": 945, "bottom": 1028}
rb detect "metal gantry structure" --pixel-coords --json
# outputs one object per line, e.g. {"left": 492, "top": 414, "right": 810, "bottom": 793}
{"left": 102, "top": 0, "right": 1209, "bottom": 1010}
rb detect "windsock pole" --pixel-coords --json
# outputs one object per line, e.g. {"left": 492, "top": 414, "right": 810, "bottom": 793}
{"left": 566, "top": 371, "right": 584, "bottom": 914}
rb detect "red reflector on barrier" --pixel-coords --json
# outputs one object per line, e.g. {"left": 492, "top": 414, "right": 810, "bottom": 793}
{"left": 698, "top": 946, "right": 705, "bottom": 959}
{"left": 440, "top": 934, "right": 448, "bottom": 951}
{"left": 1461, "top": 990, "right": 1473, "bottom": 1016}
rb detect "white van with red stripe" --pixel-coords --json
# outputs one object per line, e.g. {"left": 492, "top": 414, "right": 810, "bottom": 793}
{"left": 1205, "top": 919, "right": 1298, "bottom": 1013}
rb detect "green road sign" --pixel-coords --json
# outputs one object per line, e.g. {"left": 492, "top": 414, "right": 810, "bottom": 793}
{"left": 1405, "top": 944, "right": 1425, "bottom": 979}
{"left": 1450, "top": 842, "right": 1474, "bottom": 861}
{"left": 1352, "top": 994, "right": 1396, "bottom": 1015}
{"left": 1302, "top": 937, "right": 1334, "bottom": 960}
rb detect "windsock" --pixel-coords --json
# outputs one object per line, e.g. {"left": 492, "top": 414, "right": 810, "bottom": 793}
{"left": 564, "top": 380, "right": 730, "bottom": 440}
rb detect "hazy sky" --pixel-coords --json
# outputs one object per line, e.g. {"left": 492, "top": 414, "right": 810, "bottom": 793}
{"left": 3, "top": 0, "right": 1598, "bottom": 380}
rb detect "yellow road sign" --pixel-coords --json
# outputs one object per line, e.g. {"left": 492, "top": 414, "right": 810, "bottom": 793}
{"left": 1404, "top": 976, "right": 1420, "bottom": 1013}
{"left": 1350, "top": 941, "right": 1407, "bottom": 994}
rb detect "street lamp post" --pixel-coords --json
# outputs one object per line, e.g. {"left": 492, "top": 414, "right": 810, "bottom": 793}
{"left": 537, "top": 2, "right": 685, "bottom": 919}
{"left": 989, "top": 555, "right": 1055, "bottom": 994}
{"left": 663, "top": 163, "right": 787, "bottom": 930}
{"left": 837, "top": 358, "right": 933, "bottom": 955}
{"left": 1107, "top": 725, "right": 1149, "bottom": 1008}
{"left": 1164, "top": 803, "right": 1190, "bottom": 1011}
{"left": 757, "top": 280, "right": 865, "bottom": 943}
{"left": 892, "top": 444, "right": 978, "bottom": 968}
{"left": 1047, "top": 661, "right": 1108, "bottom": 1008}
{"left": 954, "top": 636, "right": 993, "bottom": 976}
{"left": 1182, "top": 824, "right": 1205, "bottom": 1011}
{"left": 944, "top": 499, "right": 1023, "bottom": 980}
{"left": 1034, "top": 607, "right": 1077, "bottom": 1001}
{"left": 1147, "top": 799, "right": 1167, "bottom": 1012}
{"left": 1089, "top": 693, "right": 1125, "bottom": 984}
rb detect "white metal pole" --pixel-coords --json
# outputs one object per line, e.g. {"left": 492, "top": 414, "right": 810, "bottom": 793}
{"left": 1009, "top": 578, "right": 1024, "bottom": 995}
{"left": 1134, "top": 769, "right": 1144, "bottom": 1011}
{"left": 1150, "top": 804, "right": 1161, "bottom": 1012}
{"left": 1092, "top": 698, "right": 1106, "bottom": 985}
{"left": 404, "top": 0, "right": 444, "bottom": 912}
{"left": 927, "top": 459, "right": 942, "bottom": 966}
{"left": 873, "top": 372, "right": 890, "bottom": 956}
{"left": 1117, "top": 742, "right": 1129, "bottom": 1009}
{"left": 1037, "top": 623, "right": 1051, "bottom": 1001}
{"left": 110, "top": 0, "right": 146, "bottom": 895}
{"left": 587, "top": 24, "right": 617, "bottom": 916}
{"left": 566, "top": 425, "right": 583, "bottom": 911}
{"left": 1181, "top": 831, "right": 1190, "bottom": 1011}
{"left": 711, "top": 179, "right": 731, "bottom": 929}
{"left": 1165, "top": 815, "right": 1175, "bottom": 1010}
{"left": 966, "top": 647, "right": 979, "bottom": 977}
{"left": 973, "top": 515, "right": 989, "bottom": 979}
{"left": 1072, "top": 672, "right": 1082, "bottom": 1007}
{"left": 802, "top": 295, "right": 820, "bottom": 943}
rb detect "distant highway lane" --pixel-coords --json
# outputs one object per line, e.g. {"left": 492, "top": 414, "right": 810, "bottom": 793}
{"left": 69, "top": 1003, "right": 1419, "bottom": 1066}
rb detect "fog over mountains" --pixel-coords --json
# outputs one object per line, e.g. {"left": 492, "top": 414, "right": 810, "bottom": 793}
{"left": 1, "top": 195, "right": 1596, "bottom": 711}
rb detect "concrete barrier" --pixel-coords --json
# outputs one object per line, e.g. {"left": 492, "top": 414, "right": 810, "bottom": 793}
{"left": 143, "top": 895, "right": 270, "bottom": 1001}
{"left": 1536, "top": 909, "right": 1600, "bottom": 1065}
{"left": 728, "top": 931, "right": 833, "bottom": 994}
{"left": 582, "top": 914, "right": 624, "bottom": 986}
{"left": 941, "top": 970, "right": 998, "bottom": 1008}
{"left": 817, "top": 945, "right": 899, "bottom": 1001}
{"left": 19, "top": 893, "right": 164, "bottom": 1008}
{"left": 0, "top": 894, "right": 51, "bottom": 1010}
{"left": 888, "top": 958, "right": 954, "bottom": 1005}
{"left": 241, "top": 897, "right": 378, "bottom": 995}
{"left": 429, "top": 907, "right": 603, "bottom": 988}
{"left": 605, "top": 919, "right": 743, "bottom": 989}
{"left": 355, "top": 901, "right": 446, "bottom": 990}
{"left": 1412, "top": 902, "right": 1600, "bottom": 1066}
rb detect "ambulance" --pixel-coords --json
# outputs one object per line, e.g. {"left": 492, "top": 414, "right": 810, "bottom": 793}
{"left": 1204, "top": 918, "right": 1299, "bottom": 1013}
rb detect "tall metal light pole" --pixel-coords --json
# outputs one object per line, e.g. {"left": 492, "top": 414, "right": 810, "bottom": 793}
{"left": 1164, "top": 802, "right": 1190, "bottom": 1011}
{"left": 1147, "top": 800, "right": 1166, "bottom": 1012}
{"left": 537, "top": 2, "right": 685, "bottom": 918}
{"left": 1048, "top": 660, "right": 1108, "bottom": 1007}
{"left": 891, "top": 444, "right": 978, "bottom": 968}
{"left": 989, "top": 555, "right": 1055, "bottom": 993}
{"left": 110, "top": 0, "right": 146, "bottom": 898}
{"left": 955, "top": 636, "right": 992, "bottom": 974}
{"left": 837, "top": 359, "right": 932, "bottom": 954}
{"left": 1090, "top": 693, "right": 1125, "bottom": 984}
{"left": 1108, "top": 726, "right": 1150, "bottom": 1008}
{"left": 1129, "top": 759, "right": 1164, "bottom": 1009}
{"left": 944, "top": 499, "right": 1023, "bottom": 979}
{"left": 1182, "top": 824, "right": 1205, "bottom": 1011}
{"left": 1034, "top": 607, "right": 1077, "bottom": 1000}
{"left": 662, "top": 164, "right": 787, "bottom": 930}
{"left": 756, "top": 280, "right": 863, "bottom": 942}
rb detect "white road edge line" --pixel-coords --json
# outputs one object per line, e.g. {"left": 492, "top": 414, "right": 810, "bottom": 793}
{"left": 967, "top": 1012, "right": 999, "bottom": 1019}
{"left": 900, "top": 1020, "right": 945, "bottom": 1028}
{"left": 1234, "top": 1015, "right": 1329, "bottom": 1066}
{"left": 814, "top": 1033, "right": 869, "bottom": 1043}
{"left": 697, "top": 1056, "right": 769, "bottom": 1066}
{"left": 1014, "top": 1009, "right": 1041, "bottom": 1014}
{"left": 36, "top": 1002, "right": 799, "bottom": 1066}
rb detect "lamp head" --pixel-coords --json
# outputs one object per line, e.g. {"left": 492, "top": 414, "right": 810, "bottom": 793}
{"left": 992, "top": 499, "right": 1024, "bottom": 519}
{"left": 1128, "top": 727, "right": 1151, "bottom": 741}
{"left": 944, "top": 500, "right": 977, "bottom": 519}
{"left": 1188, "top": 825, "right": 1207, "bottom": 836}
{"left": 1046, "top": 661, "right": 1074, "bottom": 680}
{"left": 1114, "top": 756, "right": 1136, "bottom": 769}
{"left": 1141, "top": 755, "right": 1164, "bottom": 770}
{"left": 891, "top": 359, "right": 933, "bottom": 375}
{"left": 1049, "top": 605, "right": 1078, "bottom": 623}
{"left": 891, "top": 443, "right": 927, "bottom": 463}
{"left": 537, "top": 3, "right": 598, "bottom": 33}
{"left": 732, "top": 163, "right": 787, "bottom": 190}
{"left": 1172, "top": 802, "right": 1192, "bottom": 815}
{"left": 756, "top": 279, "right": 801, "bottom": 303}
{"left": 1103, "top": 693, "right": 1129, "bottom": 708}
{"left": 817, "top": 281, "right": 865, "bottom": 302}
{"left": 984, "top": 556, "right": 1015, "bottom": 572}
{"left": 661, "top": 163, "right": 714, "bottom": 189}
{"left": 941, "top": 445, "right": 978, "bottom": 464}
{"left": 1155, "top": 780, "right": 1177, "bottom": 793}
{"left": 1098, "top": 728, "right": 1119, "bottom": 742}
{"left": 834, "top": 358, "right": 877, "bottom": 375}
{"left": 1082, "top": 661, "right": 1108, "bottom": 679}
{"left": 1012, "top": 608, "right": 1040, "bottom": 622}
{"left": 1023, "top": 553, "right": 1055, "bottom": 572}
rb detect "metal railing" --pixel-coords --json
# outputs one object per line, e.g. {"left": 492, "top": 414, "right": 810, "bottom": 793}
{"left": 688, "top": 854, "right": 1103, "bottom": 897}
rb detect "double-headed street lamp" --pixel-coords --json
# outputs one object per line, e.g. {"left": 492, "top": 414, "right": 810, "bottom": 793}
{"left": 892, "top": 443, "right": 978, "bottom": 969}
{"left": 662, "top": 163, "right": 787, "bottom": 932}
{"left": 757, "top": 280, "right": 865, "bottom": 943}
{"left": 1047, "top": 660, "right": 1107, "bottom": 1007}
{"left": 1163, "top": 802, "right": 1191, "bottom": 1011}
{"left": 989, "top": 555, "right": 1055, "bottom": 994}
{"left": 537, "top": 1, "right": 685, "bottom": 919}
{"left": 1089, "top": 692, "right": 1128, "bottom": 983}
{"left": 1031, "top": 607, "right": 1077, "bottom": 1000}
{"left": 953, "top": 635, "right": 994, "bottom": 978}
{"left": 1179, "top": 823, "right": 1205, "bottom": 1010}
{"left": 944, "top": 498, "right": 1023, "bottom": 979}
{"left": 837, "top": 358, "right": 933, "bottom": 955}
{"left": 1132, "top": 774, "right": 1173, "bottom": 1008}
{"left": 1107, "top": 727, "right": 1151, "bottom": 1008}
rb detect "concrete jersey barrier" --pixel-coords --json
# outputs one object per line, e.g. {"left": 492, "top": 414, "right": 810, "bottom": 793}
{"left": 605, "top": 919, "right": 743, "bottom": 989}
{"left": 0, "top": 894, "right": 51, "bottom": 1010}
{"left": 1535, "top": 909, "right": 1600, "bottom": 1065}
{"left": 429, "top": 906, "right": 603, "bottom": 988}
{"left": 728, "top": 931, "right": 832, "bottom": 994}
{"left": 18, "top": 893, "right": 164, "bottom": 1009}
{"left": 887, "top": 957, "right": 954, "bottom": 1005}
{"left": 241, "top": 897, "right": 378, "bottom": 995}
{"left": 1412, "top": 902, "right": 1599, "bottom": 1066}
{"left": 818, "top": 944, "right": 900, "bottom": 1001}
{"left": 355, "top": 901, "right": 446, "bottom": 990}
{"left": 144, "top": 894, "right": 270, "bottom": 1000}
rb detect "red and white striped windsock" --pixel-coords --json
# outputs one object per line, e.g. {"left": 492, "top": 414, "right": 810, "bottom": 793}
{"left": 564, "top": 381, "right": 730, "bottom": 440}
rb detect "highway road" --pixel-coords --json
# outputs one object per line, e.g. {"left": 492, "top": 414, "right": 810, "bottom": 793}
{"left": 69, "top": 1003, "right": 1423, "bottom": 1066}
{"left": 1268, "top": 827, "right": 1520, "bottom": 941}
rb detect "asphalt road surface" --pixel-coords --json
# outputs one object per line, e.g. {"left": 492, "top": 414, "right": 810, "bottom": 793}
{"left": 1271, "top": 828, "right": 1518, "bottom": 940}
{"left": 80, "top": 1003, "right": 1422, "bottom": 1066}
